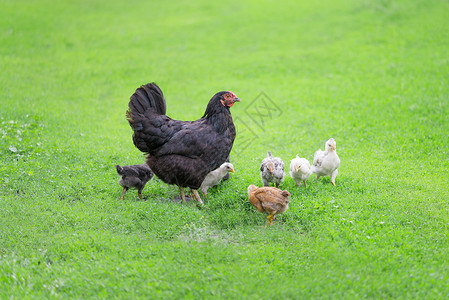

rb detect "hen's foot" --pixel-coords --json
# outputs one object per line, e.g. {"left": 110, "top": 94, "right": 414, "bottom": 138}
{"left": 192, "top": 189, "right": 204, "bottom": 207}
{"left": 179, "top": 186, "right": 187, "bottom": 204}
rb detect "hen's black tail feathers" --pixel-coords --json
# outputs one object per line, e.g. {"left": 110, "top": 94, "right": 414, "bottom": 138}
{"left": 128, "top": 83, "right": 166, "bottom": 117}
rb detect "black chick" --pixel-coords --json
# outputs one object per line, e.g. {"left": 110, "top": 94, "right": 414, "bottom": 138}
{"left": 115, "top": 164, "right": 154, "bottom": 200}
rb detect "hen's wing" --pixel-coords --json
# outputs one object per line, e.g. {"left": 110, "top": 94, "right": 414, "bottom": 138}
{"left": 130, "top": 112, "right": 184, "bottom": 153}
{"left": 132, "top": 111, "right": 226, "bottom": 158}
{"left": 154, "top": 119, "right": 221, "bottom": 158}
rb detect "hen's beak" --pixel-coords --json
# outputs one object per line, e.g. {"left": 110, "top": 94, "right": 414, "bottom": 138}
{"left": 233, "top": 97, "right": 241, "bottom": 102}
{"left": 269, "top": 167, "right": 273, "bottom": 173}
{"left": 230, "top": 167, "right": 235, "bottom": 173}
{"left": 332, "top": 145, "right": 336, "bottom": 150}
{"left": 294, "top": 166, "right": 299, "bottom": 172}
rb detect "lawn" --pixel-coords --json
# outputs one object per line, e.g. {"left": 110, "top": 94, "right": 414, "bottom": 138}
{"left": 1, "top": 0, "right": 449, "bottom": 298}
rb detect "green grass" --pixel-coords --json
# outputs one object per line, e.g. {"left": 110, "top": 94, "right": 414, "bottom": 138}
{"left": 1, "top": 0, "right": 449, "bottom": 298}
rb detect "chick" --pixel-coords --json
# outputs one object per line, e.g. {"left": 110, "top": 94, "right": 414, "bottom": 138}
{"left": 200, "top": 163, "right": 235, "bottom": 195}
{"left": 247, "top": 185, "right": 290, "bottom": 226}
{"left": 116, "top": 164, "right": 154, "bottom": 200}
{"left": 289, "top": 156, "right": 312, "bottom": 187}
{"left": 311, "top": 138, "right": 340, "bottom": 186}
{"left": 260, "top": 151, "right": 285, "bottom": 188}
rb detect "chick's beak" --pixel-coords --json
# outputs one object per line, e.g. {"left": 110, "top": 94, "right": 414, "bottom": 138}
{"left": 230, "top": 168, "right": 235, "bottom": 173}
{"left": 294, "top": 166, "right": 299, "bottom": 172}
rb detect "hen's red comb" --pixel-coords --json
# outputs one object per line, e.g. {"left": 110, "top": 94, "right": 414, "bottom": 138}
{"left": 227, "top": 91, "right": 237, "bottom": 98}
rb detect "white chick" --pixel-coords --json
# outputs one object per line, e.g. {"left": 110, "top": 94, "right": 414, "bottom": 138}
{"left": 200, "top": 163, "right": 235, "bottom": 195}
{"left": 289, "top": 156, "right": 312, "bottom": 187}
{"left": 311, "top": 138, "right": 340, "bottom": 186}
{"left": 260, "top": 151, "right": 285, "bottom": 188}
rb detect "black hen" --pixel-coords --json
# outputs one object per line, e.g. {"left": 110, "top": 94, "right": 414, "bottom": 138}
{"left": 116, "top": 164, "right": 154, "bottom": 200}
{"left": 126, "top": 83, "right": 240, "bottom": 205}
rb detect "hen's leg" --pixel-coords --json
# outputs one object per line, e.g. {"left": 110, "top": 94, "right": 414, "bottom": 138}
{"left": 138, "top": 188, "right": 144, "bottom": 200}
{"left": 192, "top": 189, "right": 204, "bottom": 206}
{"left": 303, "top": 180, "right": 307, "bottom": 188}
{"left": 120, "top": 187, "right": 128, "bottom": 200}
{"left": 179, "top": 186, "right": 186, "bottom": 204}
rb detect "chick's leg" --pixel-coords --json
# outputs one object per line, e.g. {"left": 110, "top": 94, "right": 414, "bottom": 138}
{"left": 138, "top": 188, "right": 144, "bottom": 200}
{"left": 192, "top": 189, "right": 204, "bottom": 207}
{"left": 120, "top": 187, "right": 128, "bottom": 200}
{"left": 331, "top": 169, "right": 338, "bottom": 186}
{"left": 266, "top": 214, "right": 275, "bottom": 227}
{"left": 262, "top": 178, "right": 269, "bottom": 187}
{"left": 179, "top": 186, "right": 187, "bottom": 204}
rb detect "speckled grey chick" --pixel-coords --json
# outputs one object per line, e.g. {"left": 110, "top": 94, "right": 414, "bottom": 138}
{"left": 260, "top": 151, "right": 285, "bottom": 188}
{"left": 116, "top": 164, "right": 154, "bottom": 200}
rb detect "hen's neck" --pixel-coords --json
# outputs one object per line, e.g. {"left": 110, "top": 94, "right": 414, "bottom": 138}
{"left": 205, "top": 107, "right": 234, "bottom": 134}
